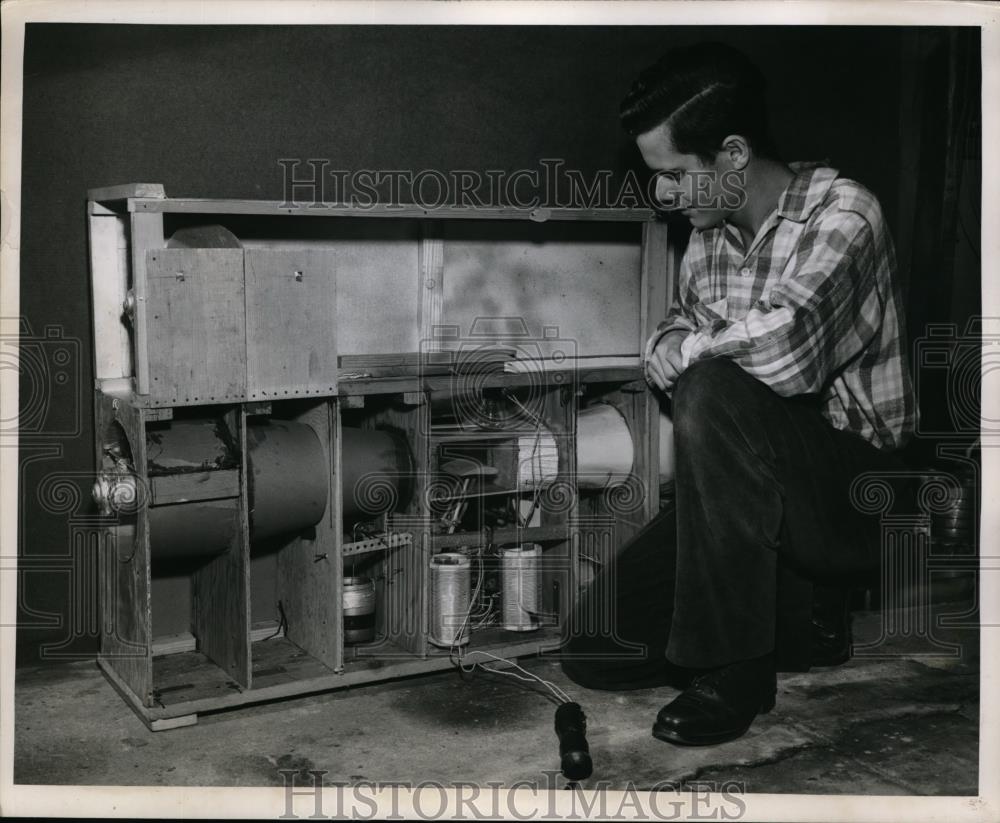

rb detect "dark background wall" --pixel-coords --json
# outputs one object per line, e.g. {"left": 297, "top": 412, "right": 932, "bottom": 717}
{"left": 15, "top": 24, "right": 980, "bottom": 661}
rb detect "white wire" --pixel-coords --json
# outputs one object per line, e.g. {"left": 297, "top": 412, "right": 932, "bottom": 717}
{"left": 460, "top": 648, "right": 572, "bottom": 705}
{"left": 449, "top": 546, "right": 487, "bottom": 664}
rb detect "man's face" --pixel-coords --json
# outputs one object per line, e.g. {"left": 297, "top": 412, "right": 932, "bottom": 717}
{"left": 636, "top": 123, "right": 737, "bottom": 230}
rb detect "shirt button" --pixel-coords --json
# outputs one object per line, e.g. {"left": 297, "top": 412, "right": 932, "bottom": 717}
{"left": 740, "top": 267, "right": 752, "bottom": 277}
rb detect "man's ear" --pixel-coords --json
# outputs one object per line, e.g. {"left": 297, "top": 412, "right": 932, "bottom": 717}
{"left": 720, "top": 135, "right": 750, "bottom": 171}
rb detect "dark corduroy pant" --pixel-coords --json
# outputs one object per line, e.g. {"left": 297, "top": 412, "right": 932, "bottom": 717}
{"left": 561, "top": 358, "right": 908, "bottom": 690}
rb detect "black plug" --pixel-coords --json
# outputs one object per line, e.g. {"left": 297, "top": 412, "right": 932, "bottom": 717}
{"left": 554, "top": 701, "right": 593, "bottom": 780}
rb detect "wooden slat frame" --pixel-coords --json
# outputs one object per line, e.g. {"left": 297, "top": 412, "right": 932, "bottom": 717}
{"left": 88, "top": 212, "right": 132, "bottom": 383}
{"left": 128, "top": 212, "right": 165, "bottom": 395}
{"left": 418, "top": 223, "right": 444, "bottom": 352}
{"left": 191, "top": 408, "right": 252, "bottom": 688}
{"left": 276, "top": 400, "right": 341, "bottom": 672}
{"left": 639, "top": 220, "right": 672, "bottom": 519}
{"left": 126, "top": 197, "right": 655, "bottom": 222}
{"left": 96, "top": 390, "right": 153, "bottom": 706}
{"left": 357, "top": 399, "right": 430, "bottom": 657}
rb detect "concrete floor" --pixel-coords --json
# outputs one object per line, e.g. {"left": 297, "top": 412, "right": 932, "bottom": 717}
{"left": 14, "top": 600, "right": 980, "bottom": 795}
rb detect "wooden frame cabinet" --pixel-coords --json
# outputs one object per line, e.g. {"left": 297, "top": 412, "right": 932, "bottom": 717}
{"left": 87, "top": 184, "right": 677, "bottom": 730}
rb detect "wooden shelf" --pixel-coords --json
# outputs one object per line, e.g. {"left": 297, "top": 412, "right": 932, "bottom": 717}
{"left": 337, "top": 366, "right": 644, "bottom": 397}
{"left": 429, "top": 524, "right": 568, "bottom": 550}
{"left": 106, "top": 197, "right": 657, "bottom": 223}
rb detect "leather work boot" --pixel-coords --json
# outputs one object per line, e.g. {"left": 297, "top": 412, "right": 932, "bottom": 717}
{"left": 652, "top": 653, "right": 776, "bottom": 746}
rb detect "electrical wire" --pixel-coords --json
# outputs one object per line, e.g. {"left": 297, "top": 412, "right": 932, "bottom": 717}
{"left": 444, "top": 542, "right": 573, "bottom": 706}
{"left": 459, "top": 649, "right": 572, "bottom": 705}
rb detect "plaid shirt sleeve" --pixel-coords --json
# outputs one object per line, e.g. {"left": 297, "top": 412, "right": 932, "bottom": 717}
{"left": 677, "top": 210, "right": 883, "bottom": 397}
{"left": 642, "top": 251, "right": 698, "bottom": 371}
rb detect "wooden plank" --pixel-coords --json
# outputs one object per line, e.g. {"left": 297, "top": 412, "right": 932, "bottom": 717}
{"left": 364, "top": 402, "right": 428, "bottom": 656}
{"left": 418, "top": 224, "right": 444, "bottom": 352}
{"left": 244, "top": 248, "right": 338, "bottom": 400}
{"left": 150, "top": 715, "right": 198, "bottom": 732}
{"left": 97, "top": 656, "right": 156, "bottom": 730}
{"left": 153, "top": 623, "right": 283, "bottom": 657}
{"left": 639, "top": 220, "right": 671, "bottom": 521}
{"left": 135, "top": 631, "right": 561, "bottom": 722}
{"left": 640, "top": 221, "right": 670, "bottom": 344}
{"left": 144, "top": 248, "right": 246, "bottom": 404}
{"left": 336, "top": 366, "right": 644, "bottom": 397}
{"left": 128, "top": 211, "right": 165, "bottom": 395}
{"left": 96, "top": 391, "right": 154, "bottom": 707}
{"left": 89, "top": 183, "right": 166, "bottom": 202}
{"left": 88, "top": 212, "right": 132, "bottom": 382}
{"left": 276, "top": 401, "right": 341, "bottom": 671}
{"left": 131, "top": 197, "right": 656, "bottom": 222}
{"left": 331, "top": 400, "right": 345, "bottom": 672}
{"left": 150, "top": 470, "right": 240, "bottom": 505}
{"left": 191, "top": 410, "right": 252, "bottom": 688}
{"left": 430, "top": 524, "right": 568, "bottom": 550}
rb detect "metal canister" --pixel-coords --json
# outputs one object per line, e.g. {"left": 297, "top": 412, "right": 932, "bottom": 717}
{"left": 343, "top": 576, "right": 376, "bottom": 644}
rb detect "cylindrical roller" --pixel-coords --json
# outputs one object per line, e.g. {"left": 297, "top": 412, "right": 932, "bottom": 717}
{"left": 148, "top": 500, "right": 240, "bottom": 560}
{"left": 517, "top": 403, "right": 636, "bottom": 490}
{"left": 341, "top": 427, "right": 413, "bottom": 523}
{"left": 576, "top": 403, "right": 634, "bottom": 487}
{"left": 247, "top": 420, "right": 329, "bottom": 542}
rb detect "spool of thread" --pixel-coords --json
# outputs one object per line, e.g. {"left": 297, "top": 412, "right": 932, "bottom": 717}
{"left": 429, "top": 553, "right": 472, "bottom": 647}
{"left": 502, "top": 544, "right": 541, "bottom": 632}
{"left": 343, "top": 576, "right": 376, "bottom": 644}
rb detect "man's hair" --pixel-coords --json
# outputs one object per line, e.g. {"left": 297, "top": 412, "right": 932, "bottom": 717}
{"left": 620, "top": 42, "right": 778, "bottom": 162}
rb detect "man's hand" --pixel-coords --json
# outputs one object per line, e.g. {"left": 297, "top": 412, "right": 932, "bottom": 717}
{"left": 645, "top": 329, "right": 688, "bottom": 392}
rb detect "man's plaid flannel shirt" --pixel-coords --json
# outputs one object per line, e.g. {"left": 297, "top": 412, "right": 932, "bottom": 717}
{"left": 645, "top": 163, "right": 916, "bottom": 451}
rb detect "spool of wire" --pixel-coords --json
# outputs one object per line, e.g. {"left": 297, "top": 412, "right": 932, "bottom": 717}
{"left": 343, "top": 576, "right": 376, "bottom": 644}
{"left": 502, "top": 544, "right": 541, "bottom": 632}
{"left": 429, "top": 553, "right": 472, "bottom": 647}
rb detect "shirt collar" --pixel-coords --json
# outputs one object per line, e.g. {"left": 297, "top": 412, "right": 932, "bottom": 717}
{"left": 775, "top": 162, "right": 840, "bottom": 223}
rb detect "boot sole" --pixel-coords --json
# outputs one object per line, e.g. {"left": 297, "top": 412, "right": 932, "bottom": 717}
{"left": 651, "top": 693, "right": 776, "bottom": 747}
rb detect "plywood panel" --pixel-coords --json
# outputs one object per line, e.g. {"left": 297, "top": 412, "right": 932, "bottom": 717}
{"left": 192, "top": 410, "right": 252, "bottom": 688}
{"left": 144, "top": 248, "right": 246, "bottom": 404}
{"left": 441, "top": 221, "right": 643, "bottom": 357}
{"left": 244, "top": 248, "right": 338, "bottom": 400}
{"left": 364, "top": 401, "right": 429, "bottom": 656}
{"left": 240, "top": 230, "right": 419, "bottom": 356}
{"left": 96, "top": 391, "right": 153, "bottom": 706}
{"left": 276, "top": 400, "right": 340, "bottom": 671}
{"left": 129, "top": 212, "right": 165, "bottom": 395}
{"left": 88, "top": 213, "right": 132, "bottom": 382}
